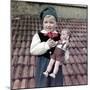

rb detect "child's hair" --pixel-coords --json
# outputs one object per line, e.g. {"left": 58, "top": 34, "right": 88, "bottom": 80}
{"left": 40, "top": 6, "right": 58, "bottom": 21}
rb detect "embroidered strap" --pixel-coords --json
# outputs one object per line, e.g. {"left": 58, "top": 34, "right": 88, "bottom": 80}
{"left": 61, "top": 42, "right": 66, "bottom": 48}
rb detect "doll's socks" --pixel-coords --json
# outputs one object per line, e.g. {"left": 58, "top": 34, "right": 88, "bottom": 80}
{"left": 49, "top": 73, "right": 56, "bottom": 78}
{"left": 43, "top": 71, "right": 49, "bottom": 77}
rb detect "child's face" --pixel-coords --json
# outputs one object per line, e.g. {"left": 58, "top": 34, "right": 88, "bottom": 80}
{"left": 61, "top": 30, "right": 69, "bottom": 41}
{"left": 43, "top": 15, "right": 57, "bottom": 32}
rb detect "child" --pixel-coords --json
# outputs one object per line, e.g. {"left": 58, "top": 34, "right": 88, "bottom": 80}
{"left": 30, "top": 7, "right": 64, "bottom": 88}
{"left": 43, "top": 28, "right": 70, "bottom": 78}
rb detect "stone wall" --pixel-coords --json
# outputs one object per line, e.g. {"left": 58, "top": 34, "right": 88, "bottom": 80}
{"left": 11, "top": 1, "right": 88, "bottom": 19}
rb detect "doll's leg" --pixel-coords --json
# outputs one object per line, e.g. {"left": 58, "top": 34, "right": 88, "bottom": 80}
{"left": 49, "top": 61, "right": 60, "bottom": 78}
{"left": 43, "top": 58, "right": 55, "bottom": 77}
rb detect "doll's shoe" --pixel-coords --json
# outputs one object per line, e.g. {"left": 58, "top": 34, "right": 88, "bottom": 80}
{"left": 49, "top": 73, "right": 56, "bottom": 78}
{"left": 43, "top": 71, "right": 49, "bottom": 77}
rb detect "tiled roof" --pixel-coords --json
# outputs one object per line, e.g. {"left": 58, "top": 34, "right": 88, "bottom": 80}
{"left": 11, "top": 15, "right": 87, "bottom": 89}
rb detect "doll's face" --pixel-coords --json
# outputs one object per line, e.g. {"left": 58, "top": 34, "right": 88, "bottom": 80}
{"left": 61, "top": 30, "right": 69, "bottom": 41}
{"left": 43, "top": 15, "right": 57, "bottom": 32}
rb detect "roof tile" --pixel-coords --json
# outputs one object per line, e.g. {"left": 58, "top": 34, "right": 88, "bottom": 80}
{"left": 77, "top": 64, "right": 86, "bottom": 74}
{"left": 73, "top": 55, "right": 81, "bottom": 63}
{"left": 15, "top": 41, "right": 21, "bottom": 48}
{"left": 12, "top": 41, "right": 16, "bottom": 48}
{"left": 25, "top": 48, "right": 30, "bottom": 55}
{"left": 62, "top": 65, "right": 69, "bottom": 75}
{"left": 11, "top": 66, "right": 15, "bottom": 79}
{"left": 74, "top": 48, "right": 80, "bottom": 55}
{"left": 64, "top": 75, "right": 72, "bottom": 86}
{"left": 12, "top": 34, "right": 17, "bottom": 41}
{"left": 17, "top": 56, "right": 24, "bottom": 65}
{"left": 69, "top": 55, "right": 75, "bottom": 64}
{"left": 28, "top": 78, "right": 35, "bottom": 88}
{"left": 27, "top": 35, "right": 31, "bottom": 41}
{"left": 22, "top": 66, "right": 29, "bottom": 78}
{"left": 28, "top": 65, "right": 35, "bottom": 78}
{"left": 72, "top": 64, "right": 80, "bottom": 74}
{"left": 19, "top": 48, "right": 25, "bottom": 56}
{"left": 30, "top": 56, "right": 36, "bottom": 65}
{"left": 15, "top": 65, "right": 23, "bottom": 79}
{"left": 23, "top": 56, "right": 30, "bottom": 65}
{"left": 78, "top": 54, "right": 86, "bottom": 63}
{"left": 13, "top": 48, "right": 19, "bottom": 56}
{"left": 17, "top": 35, "right": 22, "bottom": 41}
{"left": 26, "top": 41, "right": 30, "bottom": 48}
{"left": 20, "top": 79, "right": 28, "bottom": 89}
{"left": 70, "top": 75, "right": 79, "bottom": 85}
{"left": 21, "top": 41, "right": 26, "bottom": 48}
{"left": 77, "top": 75, "right": 85, "bottom": 85}
{"left": 83, "top": 75, "right": 88, "bottom": 84}
{"left": 69, "top": 48, "right": 75, "bottom": 55}
{"left": 82, "top": 63, "right": 87, "bottom": 71}
{"left": 12, "top": 56, "right": 18, "bottom": 66}
{"left": 66, "top": 64, "right": 74, "bottom": 75}
{"left": 13, "top": 79, "right": 21, "bottom": 89}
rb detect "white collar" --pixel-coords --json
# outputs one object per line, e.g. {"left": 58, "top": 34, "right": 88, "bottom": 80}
{"left": 41, "top": 30, "right": 58, "bottom": 34}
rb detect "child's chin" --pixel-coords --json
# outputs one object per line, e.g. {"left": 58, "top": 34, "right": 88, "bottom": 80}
{"left": 47, "top": 29, "right": 54, "bottom": 32}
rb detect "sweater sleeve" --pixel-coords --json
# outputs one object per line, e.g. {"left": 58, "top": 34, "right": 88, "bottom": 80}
{"left": 30, "top": 33, "right": 50, "bottom": 55}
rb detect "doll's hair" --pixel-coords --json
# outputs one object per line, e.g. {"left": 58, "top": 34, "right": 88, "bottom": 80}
{"left": 61, "top": 28, "right": 71, "bottom": 39}
{"left": 40, "top": 6, "right": 58, "bottom": 21}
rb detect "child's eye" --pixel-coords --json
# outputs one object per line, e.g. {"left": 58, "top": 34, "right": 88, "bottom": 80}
{"left": 44, "top": 21, "right": 48, "bottom": 23}
{"left": 50, "top": 21, "right": 54, "bottom": 24}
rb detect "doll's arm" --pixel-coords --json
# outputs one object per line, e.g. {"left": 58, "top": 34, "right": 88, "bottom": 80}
{"left": 65, "top": 49, "right": 70, "bottom": 61}
{"left": 30, "top": 33, "right": 50, "bottom": 55}
{"left": 64, "top": 41, "right": 70, "bottom": 61}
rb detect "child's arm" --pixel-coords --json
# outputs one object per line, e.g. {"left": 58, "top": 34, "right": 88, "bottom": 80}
{"left": 30, "top": 33, "right": 50, "bottom": 55}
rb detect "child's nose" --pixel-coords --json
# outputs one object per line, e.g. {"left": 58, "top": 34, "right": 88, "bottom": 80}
{"left": 47, "top": 23, "right": 51, "bottom": 26}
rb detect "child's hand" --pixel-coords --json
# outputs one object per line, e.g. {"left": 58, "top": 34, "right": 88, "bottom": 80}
{"left": 47, "top": 39, "right": 57, "bottom": 48}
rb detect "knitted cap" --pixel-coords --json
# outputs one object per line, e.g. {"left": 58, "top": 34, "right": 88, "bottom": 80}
{"left": 40, "top": 7, "right": 58, "bottom": 21}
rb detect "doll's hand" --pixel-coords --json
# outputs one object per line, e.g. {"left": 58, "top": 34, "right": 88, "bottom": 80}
{"left": 47, "top": 39, "right": 57, "bottom": 48}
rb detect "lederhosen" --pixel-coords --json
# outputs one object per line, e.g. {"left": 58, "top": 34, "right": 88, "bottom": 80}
{"left": 51, "top": 41, "right": 66, "bottom": 65}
